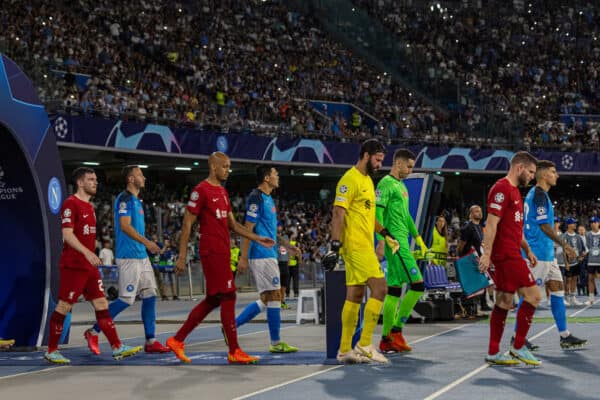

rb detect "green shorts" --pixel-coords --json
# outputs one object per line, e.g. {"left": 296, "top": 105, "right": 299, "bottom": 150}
{"left": 385, "top": 243, "right": 422, "bottom": 287}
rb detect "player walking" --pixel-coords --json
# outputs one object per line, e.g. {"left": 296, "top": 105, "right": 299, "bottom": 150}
{"left": 375, "top": 149, "right": 429, "bottom": 353}
{"left": 479, "top": 152, "right": 542, "bottom": 366}
{"left": 45, "top": 168, "right": 142, "bottom": 363}
{"left": 166, "top": 152, "right": 274, "bottom": 364}
{"left": 322, "top": 139, "right": 400, "bottom": 364}
{"left": 84, "top": 166, "right": 170, "bottom": 354}
{"left": 519, "top": 160, "right": 586, "bottom": 350}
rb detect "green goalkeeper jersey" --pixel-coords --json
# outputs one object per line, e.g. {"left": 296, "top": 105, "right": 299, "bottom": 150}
{"left": 375, "top": 175, "right": 419, "bottom": 242}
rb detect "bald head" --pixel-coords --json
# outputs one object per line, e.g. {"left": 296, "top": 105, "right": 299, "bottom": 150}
{"left": 208, "top": 151, "right": 229, "bottom": 167}
{"left": 208, "top": 152, "right": 231, "bottom": 183}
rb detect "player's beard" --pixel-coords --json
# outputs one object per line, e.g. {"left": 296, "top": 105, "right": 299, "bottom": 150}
{"left": 517, "top": 171, "right": 529, "bottom": 187}
{"left": 366, "top": 159, "right": 379, "bottom": 177}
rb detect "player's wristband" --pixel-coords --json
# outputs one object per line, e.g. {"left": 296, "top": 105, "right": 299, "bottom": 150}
{"left": 380, "top": 228, "right": 395, "bottom": 240}
{"left": 330, "top": 240, "right": 342, "bottom": 252}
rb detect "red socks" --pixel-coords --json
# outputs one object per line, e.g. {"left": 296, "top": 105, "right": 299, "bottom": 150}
{"left": 488, "top": 305, "right": 508, "bottom": 355}
{"left": 514, "top": 301, "right": 536, "bottom": 349}
{"left": 175, "top": 299, "right": 217, "bottom": 342}
{"left": 96, "top": 309, "right": 121, "bottom": 349}
{"left": 220, "top": 296, "right": 239, "bottom": 353}
{"left": 47, "top": 311, "right": 65, "bottom": 353}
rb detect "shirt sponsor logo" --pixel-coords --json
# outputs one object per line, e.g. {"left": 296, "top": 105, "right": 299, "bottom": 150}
{"left": 515, "top": 211, "right": 523, "bottom": 222}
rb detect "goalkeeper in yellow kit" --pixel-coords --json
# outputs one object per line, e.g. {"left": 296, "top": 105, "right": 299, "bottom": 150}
{"left": 322, "top": 139, "right": 400, "bottom": 364}
{"left": 375, "top": 149, "right": 429, "bottom": 353}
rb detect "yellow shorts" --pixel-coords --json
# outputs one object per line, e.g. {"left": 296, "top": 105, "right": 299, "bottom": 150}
{"left": 342, "top": 250, "right": 384, "bottom": 285}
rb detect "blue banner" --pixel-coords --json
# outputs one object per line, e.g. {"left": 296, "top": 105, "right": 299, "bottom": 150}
{"left": 52, "top": 115, "right": 600, "bottom": 174}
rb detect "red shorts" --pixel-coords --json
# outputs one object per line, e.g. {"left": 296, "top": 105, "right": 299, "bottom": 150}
{"left": 59, "top": 266, "right": 105, "bottom": 304}
{"left": 200, "top": 253, "right": 235, "bottom": 296}
{"left": 492, "top": 256, "right": 536, "bottom": 293}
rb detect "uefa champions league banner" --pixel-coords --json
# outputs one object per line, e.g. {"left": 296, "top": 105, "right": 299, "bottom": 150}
{"left": 0, "top": 54, "right": 66, "bottom": 348}
{"left": 52, "top": 115, "right": 600, "bottom": 173}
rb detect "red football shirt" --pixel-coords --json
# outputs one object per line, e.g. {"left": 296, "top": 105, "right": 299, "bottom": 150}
{"left": 59, "top": 195, "right": 97, "bottom": 270}
{"left": 187, "top": 180, "right": 232, "bottom": 255}
{"left": 487, "top": 177, "right": 524, "bottom": 260}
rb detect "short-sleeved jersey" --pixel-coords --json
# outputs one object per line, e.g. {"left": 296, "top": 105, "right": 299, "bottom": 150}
{"left": 114, "top": 191, "right": 147, "bottom": 259}
{"left": 375, "top": 175, "right": 418, "bottom": 243}
{"left": 333, "top": 167, "right": 376, "bottom": 254}
{"left": 187, "top": 180, "right": 232, "bottom": 256}
{"left": 59, "top": 195, "right": 96, "bottom": 270}
{"left": 523, "top": 186, "right": 555, "bottom": 262}
{"left": 586, "top": 231, "right": 600, "bottom": 266}
{"left": 245, "top": 190, "right": 277, "bottom": 259}
{"left": 486, "top": 177, "right": 524, "bottom": 260}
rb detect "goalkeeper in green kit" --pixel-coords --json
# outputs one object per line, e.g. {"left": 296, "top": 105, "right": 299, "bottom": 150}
{"left": 376, "top": 149, "right": 429, "bottom": 353}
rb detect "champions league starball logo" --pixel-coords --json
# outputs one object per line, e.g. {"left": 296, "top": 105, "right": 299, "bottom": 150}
{"left": 53, "top": 117, "right": 69, "bottom": 139}
{"left": 561, "top": 154, "right": 574, "bottom": 170}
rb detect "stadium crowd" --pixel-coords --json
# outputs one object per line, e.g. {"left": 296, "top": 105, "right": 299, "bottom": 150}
{"left": 0, "top": 0, "right": 455, "bottom": 145}
{"left": 2, "top": 0, "right": 600, "bottom": 149}
{"left": 354, "top": 0, "right": 600, "bottom": 150}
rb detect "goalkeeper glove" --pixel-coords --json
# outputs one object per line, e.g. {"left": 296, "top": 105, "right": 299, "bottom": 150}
{"left": 415, "top": 236, "right": 433, "bottom": 260}
{"left": 380, "top": 228, "right": 400, "bottom": 254}
{"left": 322, "top": 240, "right": 341, "bottom": 271}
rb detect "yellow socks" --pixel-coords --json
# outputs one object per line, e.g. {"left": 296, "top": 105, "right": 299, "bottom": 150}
{"left": 359, "top": 298, "right": 383, "bottom": 347}
{"left": 339, "top": 300, "right": 360, "bottom": 353}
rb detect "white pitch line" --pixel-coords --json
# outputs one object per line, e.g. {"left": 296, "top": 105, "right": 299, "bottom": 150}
{"left": 422, "top": 304, "right": 592, "bottom": 400}
{"left": 0, "top": 366, "right": 70, "bottom": 381}
{"left": 232, "top": 324, "right": 470, "bottom": 400}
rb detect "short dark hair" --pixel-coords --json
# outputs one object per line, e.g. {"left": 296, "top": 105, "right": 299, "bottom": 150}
{"left": 393, "top": 148, "right": 416, "bottom": 162}
{"left": 359, "top": 139, "right": 386, "bottom": 159}
{"left": 122, "top": 165, "right": 139, "bottom": 184}
{"left": 536, "top": 160, "right": 556, "bottom": 171}
{"left": 511, "top": 151, "right": 537, "bottom": 167}
{"left": 72, "top": 167, "right": 95, "bottom": 186}
{"left": 256, "top": 165, "right": 276, "bottom": 185}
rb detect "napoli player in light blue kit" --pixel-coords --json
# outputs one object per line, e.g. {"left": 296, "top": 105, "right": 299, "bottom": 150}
{"left": 517, "top": 160, "right": 587, "bottom": 350}
{"left": 234, "top": 165, "right": 298, "bottom": 353}
{"left": 84, "top": 166, "right": 171, "bottom": 354}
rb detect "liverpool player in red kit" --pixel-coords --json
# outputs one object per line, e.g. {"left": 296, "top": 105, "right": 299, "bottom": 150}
{"left": 166, "top": 152, "right": 275, "bottom": 364}
{"left": 45, "top": 168, "right": 142, "bottom": 363}
{"left": 479, "top": 151, "right": 542, "bottom": 366}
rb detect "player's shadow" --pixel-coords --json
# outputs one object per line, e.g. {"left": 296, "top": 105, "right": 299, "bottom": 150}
{"left": 472, "top": 367, "right": 597, "bottom": 400}
{"left": 539, "top": 351, "right": 598, "bottom": 376}
{"left": 316, "top": 357, "right": 443, "bottom": 400}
